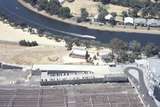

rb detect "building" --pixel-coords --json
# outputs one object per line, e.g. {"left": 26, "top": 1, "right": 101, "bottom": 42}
{"left": 134, "top": 18, "right": 147, "bottom": 26}
{"left": 104, "top": 14, "right": 113, "bottom": 21}
{"left": 70, "top": 47, "right": 87, "bottom": 59}
{"left": 147, "top": 19, "right": 160, "bottom": 27}
{"left": 124, "top": 17, "right": 134, "bottom": 25}
{"left": 32, "top": 65, "right": 128, "bottom": 85}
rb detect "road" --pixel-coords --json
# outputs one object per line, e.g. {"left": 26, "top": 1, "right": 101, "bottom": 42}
{"left": 124, "top": 67, "right": 157, "bottom": 107}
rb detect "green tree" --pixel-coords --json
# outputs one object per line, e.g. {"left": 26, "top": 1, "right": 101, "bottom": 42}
{"left": 129, "top": 40, "right": 141, "bottom": 52}
{"left": 121, "top": 11, "right": 128, "bottom": 20}
{"left": 80, "top": 8, "right": 89, "bottom": 21}
{"left": 111, "top": 12, "right": 117, "bottom": 18}
{"left": 128, "top": 8, "right": 139, "bottom": 17}
{"left": 66, "top": 40, "right": 73, "bottom": 50}
{"left": 97, "top": 5, "right": 108, "bottom": 22}
{"left": 129, "top": 40, "right": 141, "bottom": 59}
{"left": 48, "top": 0, "right": 62, "bottom": 15}
{"left": 143, "top": 43, "right": 159, "bottom": 57}
{"left": 58, "top": 7, "right": 71, "bottom": 18}
{"left": 101, "top": 0, "right": 110, "bottom": 4}
{"left": 109, "top": 38, "right": 128, "bottom": 54}
{"left": 37, "top": 0, "right": 48, "bottom": 10}
{"left": 141, "top": 7, "right": 149, "bottom": 18}
{"left": 109, "top": 38, "right": 128, "bottom": 63}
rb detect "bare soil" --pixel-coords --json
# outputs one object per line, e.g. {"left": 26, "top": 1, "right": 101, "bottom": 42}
{"left": 0, "top": 42, "right": 68, "bottom": 65}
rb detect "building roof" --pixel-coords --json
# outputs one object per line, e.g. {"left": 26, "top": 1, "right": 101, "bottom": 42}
{"left": 147, "top": 19, "right": 160, "bottom": 27}
{"left": 32, "top": 65, "right": 113, "bottom": 77}
{"left": 124, "top": 17, "right": 134, "bottom": 24}
{"left": 58, "top": 0, "right": 64, "bottom": 3}
{"left": 71, "top": 48, "right": 86, "bottom": 56}
{"left": 105, "top": 14, "right": 113, "bottom": 20}
{"left": 134, "top": 18, "right": 147, "bottom": 25}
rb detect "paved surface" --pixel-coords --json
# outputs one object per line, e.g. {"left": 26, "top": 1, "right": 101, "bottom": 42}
{"left": 125, "top": 67, "right": 157, "bottom": 107}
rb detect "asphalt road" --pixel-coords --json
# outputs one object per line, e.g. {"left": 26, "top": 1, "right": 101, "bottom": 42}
{"left": 124, "top": 67, "right": 157, "bottom": 107}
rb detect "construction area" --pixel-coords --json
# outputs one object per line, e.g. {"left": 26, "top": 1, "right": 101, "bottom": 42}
{"left": 0, "top": 83, "right": 144, "bottom": 107}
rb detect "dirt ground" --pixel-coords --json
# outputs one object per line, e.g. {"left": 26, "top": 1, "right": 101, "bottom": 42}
{"left": 0, "top": 42, "right": 69, "bottom": 65}
{"left": 63, "top": 0, "right": 129, "bottom": 17}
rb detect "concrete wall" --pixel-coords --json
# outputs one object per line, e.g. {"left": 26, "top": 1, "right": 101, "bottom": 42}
{"left": 0, "top": 63, "right": 23, "bottom": 69}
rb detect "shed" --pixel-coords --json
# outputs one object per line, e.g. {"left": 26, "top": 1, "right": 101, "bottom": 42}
{"left": 124, "top": 17, "right": 134, "bottom": 24}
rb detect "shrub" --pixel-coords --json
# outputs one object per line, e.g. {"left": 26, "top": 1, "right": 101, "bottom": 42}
{"left": 77, "top": 17, "right": 82, "bottom": 23}
{"left": 19, "top": 40, "right": 38, "bottom": 47}
{"left": 31, "top": 41, "right": 39, "bottom": 46}
{"left": 58, "top": 7, "right": 71, "bottom": 18}
{"left": 19, "top": 40, "right": 27, "bottom": 46}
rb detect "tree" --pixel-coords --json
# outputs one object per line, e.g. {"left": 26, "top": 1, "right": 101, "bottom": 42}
{"left": 109, "top": 38, "right": 128, "bottom": 63}
{"left": 85, "top": 51, "right": 90, "bottom": 60}
{"left": 58, "top": 7, "right": 71, "bottom": 18}
{"left": 37, "top": 0, "right": 48, "bottom": 10}
{"left": 117, "top": 50, "right": 128, "bottom": 63}
{"left": 128, "top": 8, "right": 139, "bottom": 17}
{"left": 121, "top": 11, "right": 128, "bottom": 20}
{"left": 66, "top": 41, "right": 73, "bottom": 50}
{"left": 143, "top": 43, "right": 159, "bottom": 57}
{"left": 101, "top": 0, "right": 111, "bottom": 4}
{"left": 141, "top": 7, "right": 149, "bottom": 18}
{"left": 129, "top": 40, "right": 141, "bottom": 59}
{"left": 97, "top": 5, "right": 108, "bottom": 22}
{"left": 48, "top": 0, "right": 62, "bottom": 15}
{"left": 109, "top": 38, "right": 128, "bottom": 54}
{"left": 129, "top": 40, "right": 141, "bottom": 52}
{"left": 111, "top": 12, "right": 117, "bottom": 18}
{"left": 26, "top": 0, "right": 37, "bottom": 5}
{"left": 80, "top": 8, "right": 89, "bottom": 21}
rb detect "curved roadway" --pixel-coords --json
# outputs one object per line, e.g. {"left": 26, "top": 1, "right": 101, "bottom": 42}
{"left": 0, "top": 0, "right": 160, "bottom": 44}
{"left": 125, "top": 67, "right": 157, "bottom": 107}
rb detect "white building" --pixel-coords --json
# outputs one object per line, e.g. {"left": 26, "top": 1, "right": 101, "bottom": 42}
{"left": 124, "top": 17, "right": 134, "bottom": 25}
{"left": 70, "top": 47, "right": 87, "bottom": 59}
{"left": 147, "top": 19, "right": 160, "bottom": 27}
{"left": 105, "top": 14, "right": 113, "bottom": 21}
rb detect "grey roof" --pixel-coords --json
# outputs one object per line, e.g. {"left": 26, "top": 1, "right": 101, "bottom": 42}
{"left": 147, "top": 19, "right": 160, "bottom": 27}
{"left": 134, "top": 18, "right": 147, "bottom": 25}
